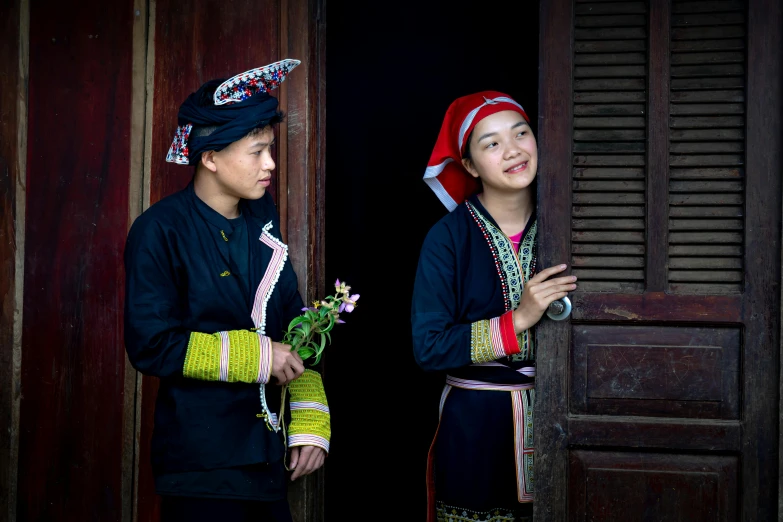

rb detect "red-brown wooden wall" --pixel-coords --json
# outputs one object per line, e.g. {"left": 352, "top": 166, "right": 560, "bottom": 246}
{"left": 0, "top": 0, "right": 324, "bottom": 520}
{"left": 18, "top": 0, "right": 134, "bottom": 520}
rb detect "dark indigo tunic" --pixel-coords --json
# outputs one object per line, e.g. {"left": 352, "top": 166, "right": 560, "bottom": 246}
{"left": 124, "top": 182, "right": 305, "bottom": 498}
{"left": 411, "top": 194, "right": 537, "bottom": 520}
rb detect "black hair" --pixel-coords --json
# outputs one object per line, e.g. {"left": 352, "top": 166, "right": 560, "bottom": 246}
{"left": 462, "top": 129, "right": 476, "bottom": 161}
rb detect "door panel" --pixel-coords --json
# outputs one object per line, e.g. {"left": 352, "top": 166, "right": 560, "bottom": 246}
{"left": 569, "top": 451, "right": 739, "bottom": 522}
{"left": 571, "top": 325, "right": 740, "bottom": 419}
{"left": 536, "top": 0, "right": 781, "bottom": 520}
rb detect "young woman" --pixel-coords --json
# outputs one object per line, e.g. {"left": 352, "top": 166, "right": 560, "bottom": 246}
{"left": 411, "top": 91, "right": 576, "bottom": 521}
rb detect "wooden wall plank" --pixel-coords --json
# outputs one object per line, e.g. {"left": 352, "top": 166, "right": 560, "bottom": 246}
{"left": 0, "top": 0, "right": 27, "bottom": 520}
{"left": 18, "top": 0, "right": 134, "bottom": 519}
{"left": 283, "top": 0, "right": 326, "bottom": 518}
{"left": 134, "top": 3, "right": 156, "bottom": 522}
{"left": 126, "top": 1, "right": 150, "bottom": 522}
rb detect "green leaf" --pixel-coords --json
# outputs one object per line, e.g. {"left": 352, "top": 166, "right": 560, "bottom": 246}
{"left": 321, "top": 312, "right": 336, "bottom": 334}
{"left": 287, "top": 316, "right": 303, "bottom": 331}
{"left": 298, "top": 347, "right": 316, "bottom": 360}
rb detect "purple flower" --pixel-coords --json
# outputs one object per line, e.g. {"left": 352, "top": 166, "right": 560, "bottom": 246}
{"left": 344, "top": 294, "right": 360, "bottom": 313}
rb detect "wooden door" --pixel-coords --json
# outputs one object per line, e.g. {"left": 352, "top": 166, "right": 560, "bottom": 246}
{"left": 536, "top": 0, "right": 781, "bottom": 520}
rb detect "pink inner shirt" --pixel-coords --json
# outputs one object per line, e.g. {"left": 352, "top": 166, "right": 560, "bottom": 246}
{"left": 508, "top": 230, "right": 524, "bottom": 254}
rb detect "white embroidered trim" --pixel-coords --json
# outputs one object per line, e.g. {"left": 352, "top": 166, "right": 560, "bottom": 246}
{"left": 252, "top": 220, "right": 289, "bottom": 432}
{"left": 256, "top": 333, "right": 272, "bottom": 384}
{"left": 290, "top": 401, "right": 331, "bottom": 414}
{"left": 252, "top": 220, "right": 289, "bottom": 334}
{"left": 287, "top": 434, "right": 330, "bottom": 453}
{"left": 218, "top": 331, "right": 230, "bottom": 382}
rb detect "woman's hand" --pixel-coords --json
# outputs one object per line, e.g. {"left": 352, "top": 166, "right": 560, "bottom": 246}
{"left": 512, "top": 264, "right": 577, "bottom": 333}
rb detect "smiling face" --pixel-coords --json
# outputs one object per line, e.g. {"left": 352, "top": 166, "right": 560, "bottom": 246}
{"left": 461, "top": 110, "right": 537, "bottom": 197}
{"left": 203, "top": 126, "right": 276, "bottom": 200}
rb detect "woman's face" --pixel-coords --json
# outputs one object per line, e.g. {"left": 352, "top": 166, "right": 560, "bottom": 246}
{"left": 461, "top": 110, "right": 537, "bottom": 195}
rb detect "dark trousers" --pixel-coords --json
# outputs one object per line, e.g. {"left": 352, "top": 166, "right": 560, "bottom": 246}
{"left": 160, "top": 496, "right": 293, "bottom": 522}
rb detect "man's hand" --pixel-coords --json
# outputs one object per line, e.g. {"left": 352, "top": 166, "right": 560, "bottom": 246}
{"left": 270, "top": 341, "right": 304, "bottom": 385}
{"left": 512, "top": 264, "right": 577, "bottom": 333}
{"left": 289, "top": 445, "right": 326, "bottom": 481}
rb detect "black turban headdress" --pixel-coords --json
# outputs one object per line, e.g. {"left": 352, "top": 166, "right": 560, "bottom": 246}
{"left": 166, "top": 59, "right": 300, "bottom": 166}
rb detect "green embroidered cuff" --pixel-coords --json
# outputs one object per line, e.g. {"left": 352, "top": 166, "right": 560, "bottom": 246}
{"left": 183, "top": 330, "right": 272, "bottom": 383}
{"left": 287, "top": 369, "right": 331, "bottom": 452}
{"left": 470, "top": 312, "right": 519, "bottom": 364}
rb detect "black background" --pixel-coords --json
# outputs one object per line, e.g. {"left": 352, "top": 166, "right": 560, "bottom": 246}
{"left": 324, "top": 2, "right": 540, "bottom": 518}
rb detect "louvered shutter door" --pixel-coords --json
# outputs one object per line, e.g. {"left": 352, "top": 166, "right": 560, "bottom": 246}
{"left": 535, "top": 0, "right": 781, "bottom": 520}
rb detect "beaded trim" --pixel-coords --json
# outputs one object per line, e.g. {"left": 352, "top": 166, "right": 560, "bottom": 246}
{"left": 213, "top": 59, "right": 301, "bottom": 106}
{"left": 466, "top": 202, "right": 521, "bottom": 310}
{"left": 435, "top": 503, "right": 529, "bottom": 522}
{"left": 165, "top": 123, "right": 193, "bottom": 165}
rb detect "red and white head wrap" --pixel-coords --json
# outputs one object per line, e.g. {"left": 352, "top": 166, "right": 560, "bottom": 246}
{"left": 423, "top": 91, "right": 529, "bottom": 211}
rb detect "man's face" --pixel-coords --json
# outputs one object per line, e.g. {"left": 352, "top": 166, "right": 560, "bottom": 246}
{"left": 210, "top": 126, "right": 276, "bottom": 200}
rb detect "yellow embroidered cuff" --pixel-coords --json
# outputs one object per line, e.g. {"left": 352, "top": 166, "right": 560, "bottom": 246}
{"left": 183, "top": 330, "right": 272, "bottom": 384}
{"left": 470, "top": 312, "right": 520, "bottom": 363}
{"left": 287, "top": 369, "right": 331, "bottom": 452}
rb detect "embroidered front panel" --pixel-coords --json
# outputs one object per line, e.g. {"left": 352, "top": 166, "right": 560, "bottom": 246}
{"left": 287, "top": 369, "right": 331, "bottom": 452}
{"left": 435, "top": 502, "right": 531, "bottom": 522}
{"left": 183, "top": 330, "right": 270, "bottom": 383}
{"left": 467, "top": 202, "right": 524, "bottom": 311}
{"left": 512, "top": 388, "right": 535, "bottom": 501}
{"left": 470, "top": 317, "right": 506, "bottom": 364}
{"left": 513, "top": 221, "right": 537, "bottom": 362}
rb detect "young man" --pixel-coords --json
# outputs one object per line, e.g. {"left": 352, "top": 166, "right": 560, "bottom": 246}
{"left": 124, "top": 59, "right": 329, "bottom": 522}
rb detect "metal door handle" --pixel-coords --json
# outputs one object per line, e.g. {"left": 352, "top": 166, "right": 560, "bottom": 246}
{"left": 547, "top": 296, "right": 572, "bottom": 321}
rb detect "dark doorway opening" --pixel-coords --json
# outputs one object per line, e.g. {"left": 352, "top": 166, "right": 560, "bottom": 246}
{"left": 324, "top": 3, "right": 540, "bottom": 518}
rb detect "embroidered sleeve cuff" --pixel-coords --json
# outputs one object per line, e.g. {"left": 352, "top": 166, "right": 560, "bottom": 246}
{"left": 287, "top": 370, "right": 331, "bottom": 453}
{"left": 470, "top": 312, "right": 521, "bottom": 363}
{"left": 183, "top": 330, "right": 272, "bottom": 384}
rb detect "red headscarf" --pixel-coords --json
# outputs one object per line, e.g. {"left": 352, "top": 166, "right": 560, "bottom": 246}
{"left": 423, "top": 91, "right": 529, "bottom": 211}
